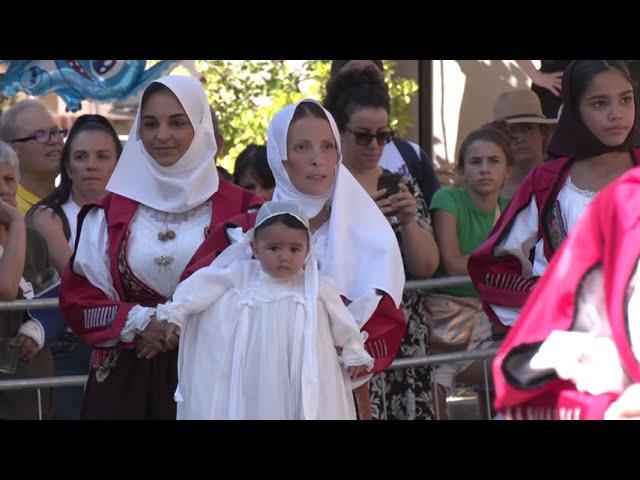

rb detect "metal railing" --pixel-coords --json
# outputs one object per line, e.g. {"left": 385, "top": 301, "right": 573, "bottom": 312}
{"left": 0, "top": 348, "right": 497, "bottom": 420}
{"left": 0, "top": 275, "right": 495, "bottom": 419}
{"left": 0, "top": 276, "right": 473, "bottom": 312}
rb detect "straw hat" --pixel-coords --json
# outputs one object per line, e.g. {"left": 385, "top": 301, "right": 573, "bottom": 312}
{"left": 493, "top": 89, "right": 557, "bottom": 124}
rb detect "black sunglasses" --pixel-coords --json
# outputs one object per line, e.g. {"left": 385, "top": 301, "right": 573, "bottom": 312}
{"left": 12, "top": 128, "right": 68, "bottom": 144}
{"left": 345, "top": 127, "right": 395, "bottom": 146}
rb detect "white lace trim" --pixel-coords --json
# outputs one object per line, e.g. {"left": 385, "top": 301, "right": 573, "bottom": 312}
{"left": 566, "top": 176, "right": 598, "bottom": 199}
{"left": 141, "top": 200, "right": 212, "bottom": 225}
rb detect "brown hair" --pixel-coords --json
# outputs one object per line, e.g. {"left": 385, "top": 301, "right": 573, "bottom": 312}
{"left": 323, "top": 67, "right": 390, "bottom": 131}
{"left": 457, "top": 125, "right": 514, "bottom": 171}
{"left": 290, "top": 101, "right": 329, "bottom": 124}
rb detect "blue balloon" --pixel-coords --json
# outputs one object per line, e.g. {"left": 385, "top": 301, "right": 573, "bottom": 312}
{"left": 0, "top": 60, "right": 184, "bottom": 112}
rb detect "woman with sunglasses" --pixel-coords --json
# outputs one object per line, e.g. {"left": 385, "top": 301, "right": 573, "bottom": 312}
{"left": 329, "top": 61, "right": 441, "bottom": 206}
{"left": 324, "top": 67, "right": 439, "bottom": 420}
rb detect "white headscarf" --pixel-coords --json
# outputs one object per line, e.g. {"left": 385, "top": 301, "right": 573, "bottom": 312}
{"left": 267, "top": 99, "right": 405, "bottom": 307}
{"left": 106, "top": 75, "right": 219, "bottom": 213}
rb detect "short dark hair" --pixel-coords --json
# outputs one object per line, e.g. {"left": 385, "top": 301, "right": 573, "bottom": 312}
{"left": 330, "top": 60, "right": 384, "bottom": 77}
{"left": 457, "top": 125, "right": 514, "bottom": 171}
{"left": 323, "top": 67, "right": 390, "bottom": 131}
{"left": 233, "top": 144, "right": 274, "bottom": 189}
{"left": 253, "top": 213, "right": 309, "bottom": 243}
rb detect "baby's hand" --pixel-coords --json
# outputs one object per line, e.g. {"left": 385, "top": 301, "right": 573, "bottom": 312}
{"left": 347, "top": 365, "right": 369, "bottom": 380}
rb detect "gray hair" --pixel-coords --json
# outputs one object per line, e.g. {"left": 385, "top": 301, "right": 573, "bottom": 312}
{"left": 0, "top": 141, "right": 20, "bottom": 180}
{"left": 0, "top": 98, "right": 50, "bottom": 143}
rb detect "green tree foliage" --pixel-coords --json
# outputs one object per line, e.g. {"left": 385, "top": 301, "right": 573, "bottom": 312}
{"left": 199, "top": 60, "right": 418, "bottom": 173}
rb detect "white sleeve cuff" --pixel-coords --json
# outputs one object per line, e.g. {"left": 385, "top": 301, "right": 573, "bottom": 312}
{"left": 119, "top": 306, "right": 155, "bottom": 343}
{"left": 341, "top": 332, "right": 374, "bottom": 370}
{"left": 19, "top": 319, "right": 45, "bottom": 350}
{"left": 155, "top": 301, "right": 188, "bottom": 327}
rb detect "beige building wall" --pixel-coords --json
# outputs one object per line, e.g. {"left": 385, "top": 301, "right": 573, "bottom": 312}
{"left": 394, "top": 60, "right": 538, "bottom": 185}
{"left": 431, "top": 60, "right": 532, "bottom": 185}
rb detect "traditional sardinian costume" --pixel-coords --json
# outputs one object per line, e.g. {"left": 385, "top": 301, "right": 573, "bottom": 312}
{"left": 59, "top": 76, "right": 262, "bottom": 419}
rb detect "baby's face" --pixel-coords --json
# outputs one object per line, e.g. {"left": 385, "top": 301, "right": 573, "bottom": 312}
{"left": 251, "top": 223, "right": 309, "bottom": 279}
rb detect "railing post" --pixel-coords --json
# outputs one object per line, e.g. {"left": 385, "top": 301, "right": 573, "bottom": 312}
{"left": 483, "top": 360, "right": 491, "bottom": 420}
{"left": 432, "top": 373, "right": 440, "bottom": 420}
{"left": 37, "top": 388, "right": 43, "bottom": 420}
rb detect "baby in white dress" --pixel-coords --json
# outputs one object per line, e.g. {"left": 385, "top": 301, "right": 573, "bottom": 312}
{"left": 157, "top": 201, "right": 373, "bottom": 419}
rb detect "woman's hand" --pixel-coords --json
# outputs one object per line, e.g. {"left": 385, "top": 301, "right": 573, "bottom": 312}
{"left": 532, "top": 70, "right": 563, "bottom": 97}
{"left": 136, "top": 317, "right": 166, "bottom": 359}
{"left": 14, "top": 333, "right": 39, "bottom": 361}
{"left": 164, "top": 323, "right": 181, "bottom": 351}
{"left": 375, "top": 183, "right": 417, "bottom": 226}
{"left": 515, "top": 61, "right": 563, "bottom": 97}
{"left": 0, "top": 199, "right": 23, "bottom": 229}
{"left": 136, "top": 338, "right": 163, "bottom": 360}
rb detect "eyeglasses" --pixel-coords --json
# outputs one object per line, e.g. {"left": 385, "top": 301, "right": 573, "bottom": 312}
{"left": 345, "top": 127, "right": 394, "bottom": 146}
{"left": 12, "top": 128, "right": 68, "bottom": 144}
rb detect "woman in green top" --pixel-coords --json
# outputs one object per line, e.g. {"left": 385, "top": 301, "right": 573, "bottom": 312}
{"left": 428, "top": 126, "right": 512, "bottom": 418}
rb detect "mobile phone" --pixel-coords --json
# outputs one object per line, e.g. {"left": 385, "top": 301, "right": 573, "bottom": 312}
{"left": 377, "top": 172, "right": 402, "bottom": 199}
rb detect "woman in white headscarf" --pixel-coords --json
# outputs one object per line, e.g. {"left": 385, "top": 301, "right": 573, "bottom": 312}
{"left": 59, "top": 75, "right": 262, "bottom": 420}
{"left": 163, "top": 98, "right": 406, "bottom": 419}
{"left": 265, "top": 99, "right": 406, "bottom": 418}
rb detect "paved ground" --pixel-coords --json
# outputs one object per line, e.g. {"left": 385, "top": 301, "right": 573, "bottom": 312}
{"left": 447, "top": 395, "right": 482, "bottom": 420}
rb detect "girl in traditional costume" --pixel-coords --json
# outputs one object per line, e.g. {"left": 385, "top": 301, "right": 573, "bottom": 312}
{"left": 59, "top": 75, "right": 262, "bottom": 419}
{"left": 469, "top": 60, "right": 640, "bottom": 332}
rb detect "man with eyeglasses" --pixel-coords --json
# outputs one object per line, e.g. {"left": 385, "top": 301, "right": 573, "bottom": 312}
{"left": 0, "top": 99, "right": 66, "bottom": 214}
